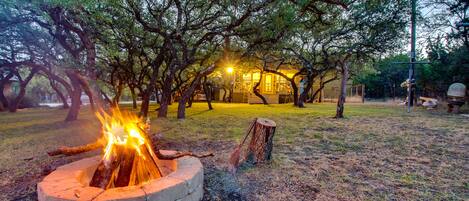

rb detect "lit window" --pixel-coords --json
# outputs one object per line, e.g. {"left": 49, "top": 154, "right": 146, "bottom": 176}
{"left": 243, "top": 73, "right": 251, "bottom": 81}
{"left": 265, "top": 74, "right": 272, "bottom": 92}
{"left": 253, "top": 72, "right": 260, "bottom": 82}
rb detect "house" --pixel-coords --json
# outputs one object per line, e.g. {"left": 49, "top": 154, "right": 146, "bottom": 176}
{"left": 219, "top": 67, "right": 364, "bottom": 104}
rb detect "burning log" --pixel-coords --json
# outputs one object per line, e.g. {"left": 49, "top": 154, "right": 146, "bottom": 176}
{"left": 47, "top": 139, "right": 105, "bottom": 156}
{"left": 47, "top": 139, "right": 214, "bottom": 159}
{"left": 85, "top": 108, "right": 167, "bottom": 190}
{"left": 88, "top": 146, "right": 120, "bottom": 189}
{"left": 89, "top": 143, "right": 163, "bottom": 189}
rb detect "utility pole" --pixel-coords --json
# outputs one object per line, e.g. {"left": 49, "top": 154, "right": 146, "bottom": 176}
{"left": 393, "top": 0, "right": 430, "bottom": 112}
{"left": 408, "top": 0, "right": 417, "bottom": 112}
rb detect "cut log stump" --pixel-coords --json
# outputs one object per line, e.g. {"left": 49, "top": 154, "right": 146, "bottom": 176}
{"left": 245, "top": 118, "right": 276, "bottom": 164}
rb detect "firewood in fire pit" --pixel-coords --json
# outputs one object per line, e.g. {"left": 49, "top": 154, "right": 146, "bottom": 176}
{"left": 89, "top": 143, "right": 163, "bottom": 189}
{"left": 89, "top": 144, "right": 120, "bottom": 189}
{"left": 113, "top": 146, "right": 136, "bottom": 187}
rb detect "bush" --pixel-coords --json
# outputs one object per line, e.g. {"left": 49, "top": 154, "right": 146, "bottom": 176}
{"left": 6, "top": 95, "right": 40, "bottom": 109}
{"left": 19, "top": 95, "right": 40, "bottom": 108}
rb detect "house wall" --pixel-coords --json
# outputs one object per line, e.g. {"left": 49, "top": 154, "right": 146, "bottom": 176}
{"left": 226, "top": 69, "right": 364, "bottom": 104}
{"left": 232, "top": 69, "right": 299, "bottom": 103}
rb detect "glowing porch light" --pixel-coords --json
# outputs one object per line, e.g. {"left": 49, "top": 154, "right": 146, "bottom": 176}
{"left": 226, "top": 67, "right": 234, "bottom": 73}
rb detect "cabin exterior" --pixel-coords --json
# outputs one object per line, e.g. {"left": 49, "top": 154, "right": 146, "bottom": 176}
{"left": 228, "top": 69, "right": 298, "bottom": 104}
{"left": 214, "top": 67, "right": 365, "bottom": 104}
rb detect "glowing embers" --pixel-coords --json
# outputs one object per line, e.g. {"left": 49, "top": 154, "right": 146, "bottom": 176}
{"left": 90, "top": 108, "right": 163, "bottom": 189}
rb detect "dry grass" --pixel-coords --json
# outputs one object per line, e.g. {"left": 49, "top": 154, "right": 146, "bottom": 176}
{"left": 0, "top": 103, "right": 467, "bottom": 201}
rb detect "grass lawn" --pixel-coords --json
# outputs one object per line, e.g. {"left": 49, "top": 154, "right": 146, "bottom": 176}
{"left": 0, "top": 103, "right": 468, "bottom": 200}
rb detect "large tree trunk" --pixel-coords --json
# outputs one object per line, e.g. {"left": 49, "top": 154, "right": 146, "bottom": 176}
{"left": 65, "top": 71, "right": 83, "bottom": 122}
{"left": 158, "top": 72, "right": 174, "bottom": 118}
{"left": 140, "top": 53, "right": 163, "bottom": 117}
{"left": 335, "top": 62, "right": 349, "bottom": 118}
{"left": 177, "top": 85, "right": 198, "bottom": 119}
{"left": 50, "top": 80, "right": 69, "bottom": 109}
{"left": 253, "top": 71, "right": 268, "bottom": 105}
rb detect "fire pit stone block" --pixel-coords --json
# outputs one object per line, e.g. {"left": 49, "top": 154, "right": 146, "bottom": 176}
{"left": 143, "top": 156, "right": 204, "bottom": 201}
{"left": 38, "top": 151, "right": 204, "bottom": 201}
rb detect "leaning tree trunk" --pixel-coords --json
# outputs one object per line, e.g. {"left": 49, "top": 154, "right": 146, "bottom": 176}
{"left": 65, "top": 71, "right": 83, "bottom": 121}
{"left": 203, "top": 77, "right": 213, "bottom": 110}
{"left": 335, "top": 62, "right": 349, "bottom": 118}
{"left": 187, "top": 92, "right": 196, "bottom": 108}
{"left": 50, "top": 80, "right": 69, "bottom": 109}
{"left": 246, "top": 118, "right": 277, "bottom": 163}
{"left": 313, "top": 78, "right": 324, "bottom": 103}
{"left": 112, "top": 83, "right": 124, "bottom": 107}
{"left": 177, "top": 84, "right": 198, "bottom": 119}
{"left": 76, "top": 76, "right": 96, "bottom": 111}
{"left": 253, "top": 71, "right": 268, "bottom": 105}
{"left": 158, "top": 72, "right": 175, "bottom": 118}
{"left": 9, "top": 69, "right": 38, "bottom": 112}
{"left": 177, "top": 65, "right": 215, "bottom": 119}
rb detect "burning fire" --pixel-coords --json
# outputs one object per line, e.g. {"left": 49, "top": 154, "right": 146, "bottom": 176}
{"left": 92, "top": 108, "right": 162, "bottom": 189}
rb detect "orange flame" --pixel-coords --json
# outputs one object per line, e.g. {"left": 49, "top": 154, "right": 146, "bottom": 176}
{"left": 95, "top": 107, "right": 162, "bottom": 188}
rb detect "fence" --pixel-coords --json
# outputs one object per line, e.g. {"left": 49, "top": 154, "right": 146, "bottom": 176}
{"left": 322, "top": 84, "right": 365, "bottom": 103}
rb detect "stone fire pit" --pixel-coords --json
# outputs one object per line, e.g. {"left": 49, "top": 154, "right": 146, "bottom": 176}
{"left": 38, "top": 150, "right": 204, "bottom": 201}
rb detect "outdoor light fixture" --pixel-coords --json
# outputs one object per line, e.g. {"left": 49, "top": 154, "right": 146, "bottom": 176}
{"left": 226, "top": 67, "right": 234, "bottom": 73}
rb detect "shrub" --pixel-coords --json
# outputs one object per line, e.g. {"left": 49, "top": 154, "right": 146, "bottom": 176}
{"left": 6, "top": 95, "right": 40, "bottom": 109}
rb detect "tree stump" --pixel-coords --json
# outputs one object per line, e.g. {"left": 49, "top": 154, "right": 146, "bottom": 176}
{"left": 245, "top": 118, "right": 276, "bottom": 163}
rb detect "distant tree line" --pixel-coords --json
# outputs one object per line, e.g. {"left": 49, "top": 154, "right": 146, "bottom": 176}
{"left": 355, "top": 0, "right": 469, "bottom": 100}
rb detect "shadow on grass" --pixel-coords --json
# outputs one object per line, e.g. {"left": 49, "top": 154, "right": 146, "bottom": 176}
{"left": 186, "top": 109, "right": 212, "bottom": 118}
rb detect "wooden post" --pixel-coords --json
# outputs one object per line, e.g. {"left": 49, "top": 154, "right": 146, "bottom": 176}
{"left": 246, "top": 118, "right": 276, "bottom": 163}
